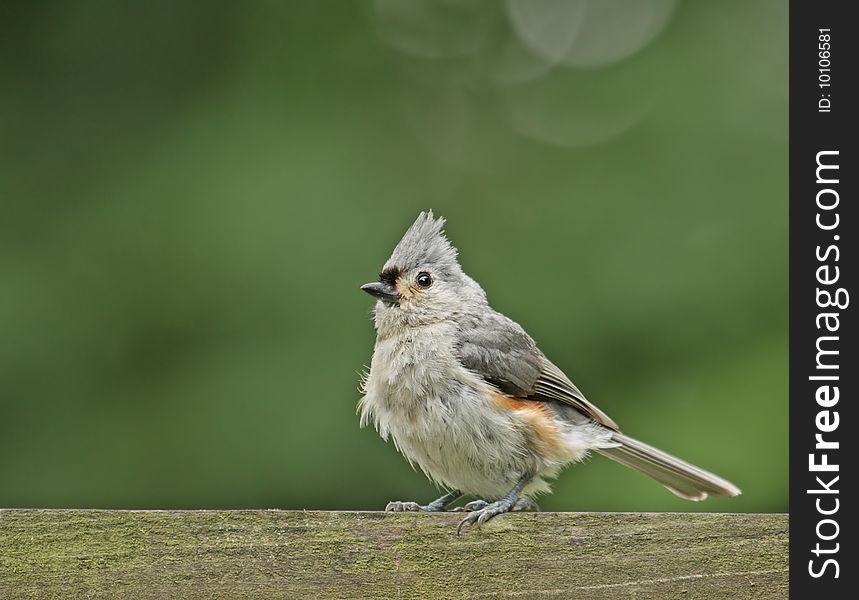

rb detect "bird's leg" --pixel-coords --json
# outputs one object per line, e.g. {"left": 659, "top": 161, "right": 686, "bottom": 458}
{"left": 385, "top": 489, "right": 462, "bottom": 513}
{"left": 457, "top": 474, "right": 532, "bottom": 534}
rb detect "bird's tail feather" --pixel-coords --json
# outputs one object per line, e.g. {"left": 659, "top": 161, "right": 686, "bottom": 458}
{"left": 597, "top": 432, "right": 741, "bottom": 501}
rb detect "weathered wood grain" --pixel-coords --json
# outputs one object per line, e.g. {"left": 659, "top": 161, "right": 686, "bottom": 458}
{"left": 0, "top": 510, "right": 787, "bottom": 599}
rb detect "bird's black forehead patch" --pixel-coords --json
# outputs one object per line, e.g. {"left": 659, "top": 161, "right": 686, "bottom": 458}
{"left": 379, "top": 266, "right": 401, "bottom": 285}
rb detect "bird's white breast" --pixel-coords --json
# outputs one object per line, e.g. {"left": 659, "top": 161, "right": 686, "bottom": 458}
{"left": 359, "top": 321, "right": 538, "bottom": 498}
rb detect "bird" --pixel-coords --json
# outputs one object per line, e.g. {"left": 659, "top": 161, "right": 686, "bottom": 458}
{"left": 358, "top": 211, "right": 740, "bottom": 533}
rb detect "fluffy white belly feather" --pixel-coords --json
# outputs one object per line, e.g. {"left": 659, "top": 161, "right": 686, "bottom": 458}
{"left": 359, "top": 325, "right": 611, "bottom": 498}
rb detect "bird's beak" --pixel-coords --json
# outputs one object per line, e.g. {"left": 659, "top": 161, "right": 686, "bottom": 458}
{"left": 361, "top": 281, "right": 400, "bottom": 304}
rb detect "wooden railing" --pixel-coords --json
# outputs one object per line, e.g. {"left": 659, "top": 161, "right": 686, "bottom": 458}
{"left": 0, "top": 510, "right": 788, "bottom": 599}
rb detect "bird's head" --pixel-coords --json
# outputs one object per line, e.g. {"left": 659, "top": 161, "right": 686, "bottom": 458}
{"left": 361, "top": 211, "right": 484, "bottom": 327}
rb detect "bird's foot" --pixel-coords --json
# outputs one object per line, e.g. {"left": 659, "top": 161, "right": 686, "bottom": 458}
{"left": 454, "top": 497, "right": 539, "bottom": 513}
{"left": 384, "top": 489, "right": 462, "bottom": 513}
{"left": 457, "top": 499, "right": 513, "bottom": 534}
{"left": 453, "top": 499, "right": 489, "bottom": 512}
{"left": 385, "top": 500, "right": 442, "bottom": 512}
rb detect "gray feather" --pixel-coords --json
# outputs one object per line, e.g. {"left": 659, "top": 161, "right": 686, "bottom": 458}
{"left": 386, "top": 211, "right": 459, "bottom": 275}
{"left": 533, "top": 358, "right": 619, "bottom": 430}
{"left": 598, "top": 432, "right": 742, "bottom": 500}
{"left": 455, "top": 310, "right": 619, "bottom": 430}
{"left": 456, "top": 312, "right": 542, "bottom": 394}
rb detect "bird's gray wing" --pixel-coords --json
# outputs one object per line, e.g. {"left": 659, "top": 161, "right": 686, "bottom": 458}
{"left": 533, "top": 357, "right": 618, "bottom": 430}
{"left": 455, "top": 312, "right": 543, "bottom": 396}
{"left": 455, "top": 312, "right": 619, "bottom": 431}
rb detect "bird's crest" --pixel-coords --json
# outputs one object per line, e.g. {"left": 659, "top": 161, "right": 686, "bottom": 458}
{"left": 387, "top": 211, "right": 459, "bottom": 272}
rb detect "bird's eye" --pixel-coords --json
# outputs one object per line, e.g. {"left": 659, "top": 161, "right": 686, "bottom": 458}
{"left": 416, "top": 272, "right": 433, "bottom": 288}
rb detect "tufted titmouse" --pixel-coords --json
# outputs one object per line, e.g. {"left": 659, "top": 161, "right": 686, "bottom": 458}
{"left": 359, "top": 212, "right": 740, "bottom": 532}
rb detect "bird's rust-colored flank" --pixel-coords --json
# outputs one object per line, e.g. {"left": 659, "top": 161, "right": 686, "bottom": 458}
{"left": 491, "top": 393, "right": 567, "bottom": 459}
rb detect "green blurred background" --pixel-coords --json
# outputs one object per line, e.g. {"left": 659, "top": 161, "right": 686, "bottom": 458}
{"left": 0, "top": 0, "right": 786, "bottom": 512}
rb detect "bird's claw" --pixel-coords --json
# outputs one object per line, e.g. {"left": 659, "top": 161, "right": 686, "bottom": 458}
{"left": 385, "top": 490, "right": 463, "bottom": 513}
{"left": 385, "top": 500, "right": 454, "bottom": 512}
{"left": 453, "top": 497, "right": 538, "bottom": 513}
{"left": 453, "top": 499, "right": 489, "bottom": 512}
{"left": 385, "top": 501, "right": 425, "bottom": 512}
{"left": 457, "top": 500, "right": 512, "bottom": 534}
